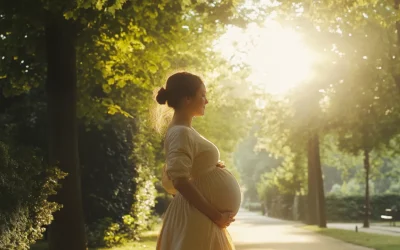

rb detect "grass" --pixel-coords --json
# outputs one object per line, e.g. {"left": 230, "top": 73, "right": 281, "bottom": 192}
{"left": 305, "top": 226, "right": 400, "bottom": 250}
{"left": 371, "top": 222, "right": 400, "bottom": 228}
{"left": 30, "top": 227, "right": 159, "bottom": 250}
{"left": 329, "top": 220, "right": 400, "bottom": 228}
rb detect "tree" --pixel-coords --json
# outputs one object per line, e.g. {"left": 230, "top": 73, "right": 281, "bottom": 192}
{"left": 234, "top": 129, "right": 281, "bottom": 204}
{"left": 270, "top": 0, "right": 400, "bottom": 228}
{"left": 1, "top": 1, "right": 261, "bottom": 248}
{"left": 320, "top": 24, "right": 400, "bottom": 227}
{"left": 256, "top": 34, "right": 337, "bottom": 227}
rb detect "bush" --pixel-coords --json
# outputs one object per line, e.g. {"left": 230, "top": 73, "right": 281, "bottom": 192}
{"left": 86, "top": 217, "right": 127, "bottom": 247}
{"left": 326, "top": 194, "right": 400, "bottom": 221}
{"left": 259, "top": 191, "right": 400, "bottom": 222}
{"left": 80, "top": 121, "right": 136, "bottom": 227}
{"left": 258, "top": 183, "right": 298, "bottom": 220}
{"left": 82, "top": 118, "right": 159, "bottom": 248}
{"left": 0, "top": 142, "right": 65, "bottom": 250}
{"left": 244, "top": 202, "right": 263, "bottom": 212}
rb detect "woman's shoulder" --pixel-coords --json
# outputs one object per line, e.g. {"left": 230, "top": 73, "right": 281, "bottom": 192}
{"left": 166, "top": 125, "right": 196, "bottom": 141}
{"left": 167, "top": 125, "right": 193, "bottom": 134}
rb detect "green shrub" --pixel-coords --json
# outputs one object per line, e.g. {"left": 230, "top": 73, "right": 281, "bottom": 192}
{"left": 326, "top": 194, "right": 400, "bottom": 221}
{"left": 83, "top": 118, "right": 159, "bottom": 248}
{"left": 85, "top": 166, "right": 157, "bottom": 248}
{"left": 245, "top": 202, "right": 263, "bottom": 212}
{"left": 0, "top": 142, "right": 65, "bottom": 250}
{"left": 86, "top": 217, "right": 128, "bottom": 247}
{"left": 259, "top": 190, "right": 400, "bottom": 222}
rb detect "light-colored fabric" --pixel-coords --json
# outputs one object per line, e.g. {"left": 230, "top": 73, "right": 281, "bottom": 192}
{"left": 157, "top": 126, "right": 241, "bottom": 250}
{"left": 165, "top": 126, "right": 196, "bottom": 180}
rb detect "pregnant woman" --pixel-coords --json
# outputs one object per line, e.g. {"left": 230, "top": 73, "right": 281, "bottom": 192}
{"left": 155, "top": 72, "right": 241, "bottom": 250}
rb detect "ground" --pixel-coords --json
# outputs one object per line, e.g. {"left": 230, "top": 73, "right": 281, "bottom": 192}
{"left": 229, "top": 209, "right": 372, "bottom": 250}
{"left": 32, "top": 209, "right": 400, "bottom": 250}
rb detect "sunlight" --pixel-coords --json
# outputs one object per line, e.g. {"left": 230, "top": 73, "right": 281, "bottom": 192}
{"left": 215, "top": 21, "right": 317, "bottom": 95}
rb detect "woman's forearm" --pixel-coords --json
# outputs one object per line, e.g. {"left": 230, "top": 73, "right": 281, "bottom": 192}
{"left": 173, "top": 177, "right": 221, "bottom": 222}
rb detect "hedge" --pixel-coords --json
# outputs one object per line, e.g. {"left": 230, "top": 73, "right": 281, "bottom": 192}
{"left": 326, "top": 194, "right": 400, "bottom": 221}
{"left": 0, "top": 142, "right": 65, "bottom": 250}
{"left": 264, "top": 194, "right": 400, "bottom": 222}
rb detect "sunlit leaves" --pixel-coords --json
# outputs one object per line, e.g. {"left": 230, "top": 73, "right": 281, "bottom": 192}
{"left": 255, "top": 0, "right": 400, "bottom": 207}
{"left": 273, "top": 0, "right": 400, "bottom": 32}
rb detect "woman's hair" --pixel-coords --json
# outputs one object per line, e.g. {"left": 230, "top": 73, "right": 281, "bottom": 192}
{"left": 151, "top": 72, "right": 204, "bottom": 134}
{"left": 156, "top": 72, "right": 204, "bottom": 109}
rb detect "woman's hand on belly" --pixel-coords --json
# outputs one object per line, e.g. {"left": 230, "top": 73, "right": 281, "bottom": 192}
{"left": 214, "top": 211, "right": 235, "bottom": 228}
{"left": 216, "top": 160, "right": 225, "bottom": 168}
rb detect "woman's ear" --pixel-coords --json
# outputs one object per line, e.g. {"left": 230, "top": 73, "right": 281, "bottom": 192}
{"left": 184, "top": 96, "right": 192, "bottom": 105}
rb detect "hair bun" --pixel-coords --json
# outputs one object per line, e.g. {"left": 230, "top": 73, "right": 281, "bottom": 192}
{"left": 156, "top": 87, "right": 168, "bottom": 105}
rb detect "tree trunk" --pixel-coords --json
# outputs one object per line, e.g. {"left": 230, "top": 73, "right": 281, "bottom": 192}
{"left": 394, "top": 0, "right": 400, "bottom": 91}
{"left": 363, "top": 149, "right": 370, "bottom": 228}
{"left": 307, "top": 135, "right": 318, "bottom": 225}
{"left": 396, "top": 0, "right": 400, "bottom": 42}
{"left": 314, "top": 134, "right": 327, "bottom": 228}
{"left": 45, "top": 13, "right": 86, "bottom": 250}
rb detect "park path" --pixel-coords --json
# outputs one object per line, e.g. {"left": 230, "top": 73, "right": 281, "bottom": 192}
{"left": 228, "top": 209, "right": 372, "bottom": 250}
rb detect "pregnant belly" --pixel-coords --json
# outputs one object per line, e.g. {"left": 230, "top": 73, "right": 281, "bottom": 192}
{"left": 194, "top": 168, "right": 241, "bottom": 216}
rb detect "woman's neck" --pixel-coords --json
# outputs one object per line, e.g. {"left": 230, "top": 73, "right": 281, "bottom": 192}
{"left": 171, "top": 110, "right": 193, "bottom": 128}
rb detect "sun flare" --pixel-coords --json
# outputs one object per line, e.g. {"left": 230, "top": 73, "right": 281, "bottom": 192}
{"left": 215, "top": 21, "right": 317, "bottom": 95}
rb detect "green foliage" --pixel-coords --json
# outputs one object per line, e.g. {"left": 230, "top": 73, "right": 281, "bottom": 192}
{"left": 274, "top": 0, "right": 400, "bottom": 32}
{"left": 1, "top": 0, "right": 264, "bottom": 248}
{"left": 257, "top": 182, "right": 300, "bottom": 220}
{"left": 272, "top": 0, "right": 400, "bottom": 156}
{"left": 80, "top": 119, "right": 136, "bottom": 223}
{"left": 329, "top": 179, "right": 365, "bottom": 196}
{"left": 255, "top": 1, "right": 400, "bottom": 228}
{"left": 234, "top": 132, "right": 281, "bottom": 203}
{"left": 0, "top": 142, "right": 65, "bottom": 250}
{"left": 86, "top": 215, "right": 160, "bottom": 248}
{"left": 259, "top": 191, "right": 400, "bottom": 222}
{"left": 91, "top": 125, "right": 159, "bottom": 247}
{"left": 81, "top": 114, "right": 159, "bottom": 248}
{"left": 73, "top": 0, "right": 258, "bottom": 125}
{"left": 127, "top": 164, "right": 157, "bottom": 240}
{"left": 307, "top": 226, "right": 400, "bottom": 250}
{"left": 322, "top": 142, "right": 400, "bottom": 195}
{"left": 87, "top": 217, "right": 120, "bottom": 247}
{"left": 326, "top": 194, "right": 400, "bottom": 221}
{"left": 257, "top": 153, "right": 307, "bottom": 195}
{"left": 256, "top": 91, "right": 316, "bottom": 208}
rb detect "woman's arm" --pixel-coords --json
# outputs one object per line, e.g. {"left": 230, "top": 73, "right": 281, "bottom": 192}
{"left": 173, "top": 177, "right": 234, "bottom": 228}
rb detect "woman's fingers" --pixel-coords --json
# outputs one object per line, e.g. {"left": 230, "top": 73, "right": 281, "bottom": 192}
{"left": 226, "top": 219, "right": 235, "bottom": 227}
{"left": 216, "top": 161, "right": 226, "bottom": 168}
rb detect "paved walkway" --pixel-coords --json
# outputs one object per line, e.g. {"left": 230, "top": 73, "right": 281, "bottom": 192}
{"left": 328, "top": 222, "right": 400, "bottom": 237}
{"left": 228, "top": 209, "right": 372, "bottom": 250}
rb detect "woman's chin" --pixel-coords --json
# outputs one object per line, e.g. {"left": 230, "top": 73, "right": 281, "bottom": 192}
{"left": 194, "top": 111, "right": 205, "bottom": 117}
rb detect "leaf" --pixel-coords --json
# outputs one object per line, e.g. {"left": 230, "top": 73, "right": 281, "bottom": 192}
{"left": 117, "top": 81, "right": 126, "bottom": 88}
{"left": 161, "top": 60, "right": 170, "bottom": 69}
{"left": 107, "top": 78, "right": 115, "bottom": 85}
{"left": 95, "top": 0, "right": 105, "bottom": 10}
{"left": 102, "top": 84, "right": 112, "bottom": 94}
{"left": 63, "top": 11, "right": 75, "bottom": 20}
{"left": 148, "top": 64, "right": 158, "bottom": 74}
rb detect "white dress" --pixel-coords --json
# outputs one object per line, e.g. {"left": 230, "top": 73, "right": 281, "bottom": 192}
{"left": 157, "top": 126, "right": 241, "bottom": 250}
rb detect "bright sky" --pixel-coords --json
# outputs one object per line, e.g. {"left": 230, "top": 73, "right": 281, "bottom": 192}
{"left": 214, "top": 20, "right": 318, "bottom": 95}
